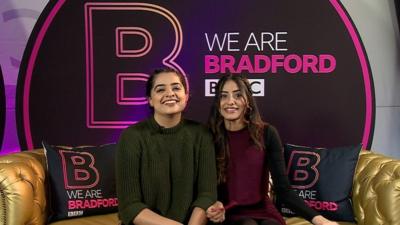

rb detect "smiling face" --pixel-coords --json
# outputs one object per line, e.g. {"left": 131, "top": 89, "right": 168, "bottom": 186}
{"left": 219, "top": 79, "right": 248, "bottom": 129}
{"left": 148, "top": 72, "right": 188, "bottom": 119}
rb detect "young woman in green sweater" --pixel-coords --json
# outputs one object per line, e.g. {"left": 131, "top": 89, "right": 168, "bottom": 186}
{"left": 116, "top": 68, "right": 217, "bottom": 225}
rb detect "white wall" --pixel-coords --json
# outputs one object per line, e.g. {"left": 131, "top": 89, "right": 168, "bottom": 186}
{"left": 342, "top": 0, "right": 400, "bottom": 158}
{"left": 0, "top": 0, "right": 48, "bottom": 152}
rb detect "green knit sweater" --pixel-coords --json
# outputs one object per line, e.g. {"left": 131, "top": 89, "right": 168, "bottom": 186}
{"left": 116, "top": 117, "right": 217, "bottom": 225}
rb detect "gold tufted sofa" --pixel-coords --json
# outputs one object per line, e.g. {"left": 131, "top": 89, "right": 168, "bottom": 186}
{"left": 0, "top": 149, "right": 399, "bottom": 225}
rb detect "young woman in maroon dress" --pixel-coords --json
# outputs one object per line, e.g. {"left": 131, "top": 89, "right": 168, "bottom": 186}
{"left": 205, "top": 74, "right": 339, "bottom": 225}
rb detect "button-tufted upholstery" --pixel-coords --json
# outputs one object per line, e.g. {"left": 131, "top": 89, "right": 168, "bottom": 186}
{"left": 352, "top": 151, "right": 400, "bottom": 225}
{"left": 0, "top": 150, "right": 47, "bottom": 225}
{"left": 0, "top": 149, "right": 399, "bottom": 225}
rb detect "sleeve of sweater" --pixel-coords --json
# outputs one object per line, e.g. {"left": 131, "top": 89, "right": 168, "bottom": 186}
{"left": 265, "top": 125, "right": 319, "bottom": 221}
{"left": 191, "top": 127, "right": 218, "bottom": 211}
{"left": 116, "top": 128, "right": 148, "bottom": 225}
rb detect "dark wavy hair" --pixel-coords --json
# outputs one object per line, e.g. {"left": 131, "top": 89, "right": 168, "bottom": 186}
{"left": 208, "top": 74, "right": 266, "bottom": 183}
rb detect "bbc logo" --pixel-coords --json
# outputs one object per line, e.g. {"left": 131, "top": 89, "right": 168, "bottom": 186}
{"left": 205, "top": 79, "right": 265, "bottom": 96}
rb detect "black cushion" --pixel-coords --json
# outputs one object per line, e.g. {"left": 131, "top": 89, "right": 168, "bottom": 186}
{"left": 43, "top": 142, "right": 118, "bottom": 222}
{"left": 276, "top": 143, "right": 361, "bottom": 222}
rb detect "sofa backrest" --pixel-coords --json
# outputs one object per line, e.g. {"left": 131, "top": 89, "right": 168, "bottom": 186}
{"left": 352, "top": 151, "right": 400, "bottom": 225}
{"left": 1, "top": 149, "right": 400, "bottom": 225}
{"left": 0, "top": 149, "right": 46, "bottom": 225}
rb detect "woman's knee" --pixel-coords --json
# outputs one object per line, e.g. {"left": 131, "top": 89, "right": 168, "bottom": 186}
{"left": 259, "top": 218, "right": 282, "bottom": 225}
{"left": 230, "top": 217, "right": 258, "bottom": 225}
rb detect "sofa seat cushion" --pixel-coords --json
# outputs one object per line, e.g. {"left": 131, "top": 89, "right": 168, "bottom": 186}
{"left": 285, "top": 217, "right": 356, "bottom": 225}
{"left": 49, "top": 213, "right": 119, "bottom": 225}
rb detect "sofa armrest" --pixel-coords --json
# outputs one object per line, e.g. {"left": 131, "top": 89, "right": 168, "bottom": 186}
{"left": 0, "top": 149, "right": 47, "bottom": 225}
{"left": 352, "top": 151, "right": 400, "bottom": 225}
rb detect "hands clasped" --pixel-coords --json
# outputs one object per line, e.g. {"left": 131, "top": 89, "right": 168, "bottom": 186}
{"left": 206, "top": 201, "right": 225, "bottom": 223}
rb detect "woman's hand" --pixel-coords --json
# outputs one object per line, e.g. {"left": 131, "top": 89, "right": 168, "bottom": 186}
{"left": 206, "top": 201, "right": 225, "bottom": 223}
{"left": 311, "top": 215, "right": 340, "bottom": 225}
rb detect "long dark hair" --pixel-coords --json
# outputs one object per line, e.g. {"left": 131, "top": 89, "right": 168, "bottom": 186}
{"left": 208, "top": 74, "right": 266, "bottom": 183}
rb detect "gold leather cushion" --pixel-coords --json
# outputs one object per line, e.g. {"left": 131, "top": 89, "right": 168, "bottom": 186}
{"left": 49, "top": 213, "right": 119, "bottom": 225}
{"left": 285, "top": 217, "right": 356, "bottom": 225}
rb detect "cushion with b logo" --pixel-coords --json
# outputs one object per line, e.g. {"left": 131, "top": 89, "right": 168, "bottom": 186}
{"left": 276, "top": 143, "right": 361, "bottom": 222}
{"left": 43, "top": 142, "right": 118, "bottom": 222}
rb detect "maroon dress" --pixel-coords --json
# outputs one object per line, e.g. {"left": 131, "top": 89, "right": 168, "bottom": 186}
{"left": 219, "top": 125, "right": 318, "bottom": 224}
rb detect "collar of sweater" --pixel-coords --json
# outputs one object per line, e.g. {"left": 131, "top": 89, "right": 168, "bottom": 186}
{"left": 149, "top": 116, "right": 185, "bottom": 134}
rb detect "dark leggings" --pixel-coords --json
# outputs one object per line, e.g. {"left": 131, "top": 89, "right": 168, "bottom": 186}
{"left": 228, "top": 217, "right": 283, "bottom": 225}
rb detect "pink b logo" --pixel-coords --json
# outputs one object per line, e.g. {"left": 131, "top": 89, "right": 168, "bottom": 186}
{"left": 59, "top": 150, "right": 100, "bottom": 189}
{"left": 84, "top": 2, "right": 185, "bottom": 129}
{"left": 287, "top": 150, "right": 320, "bottom": 189}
